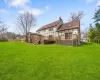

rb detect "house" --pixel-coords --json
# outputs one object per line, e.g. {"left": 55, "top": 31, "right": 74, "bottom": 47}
{"left": 36, "top": 17, "right": 80, "bottom": 46}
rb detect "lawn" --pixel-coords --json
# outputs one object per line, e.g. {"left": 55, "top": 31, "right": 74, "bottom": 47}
{"left": 0, "top": 42, "right": 100, "bottom": 80}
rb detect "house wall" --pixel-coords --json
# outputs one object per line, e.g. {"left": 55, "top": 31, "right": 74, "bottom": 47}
{"left": 37, "top": 27, "right": 58, "bottom": 37}
{"left": 58, "top": 28, "right": 79, "bottom": 46}
{"left": 58, "top": 28, "right": 79, "bottom": 40}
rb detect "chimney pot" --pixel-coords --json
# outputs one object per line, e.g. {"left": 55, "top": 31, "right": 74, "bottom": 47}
{"left": 59, "top": 16, "right": 62, "bottom": 20}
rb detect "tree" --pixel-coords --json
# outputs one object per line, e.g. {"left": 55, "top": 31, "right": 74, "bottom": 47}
{"left": 88, "top": 24, "right": 96, "bottom": 42}
{"left": 93, "top": 9, "right": 100, "bottom": 23}
{"left": 0, "top": 20, "right": 6, "bottom": 32}
{"left": 6, "top": 32, "right": 16, "bottom": 39}
{"left": 16, "top": 12, "right": 36, "bottom": 42}
{"left": 88, "top": 7, "right": 100, "bottom": 43}
{"left": 0, "top": 20, "right": 8, "bottom": 41}
{"left": 69, "top": 11, "right": 85, "bottom": 21}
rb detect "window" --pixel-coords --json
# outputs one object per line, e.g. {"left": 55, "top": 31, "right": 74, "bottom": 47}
{"left": 65, "top": 33, "right": 68, "bottom": 39}
{"left": 65, "top": 32, "right": 72, "bottom": 40}
{"left": 49, "top": 35, "right": 53, "bottom": 40}
{"left": 49, "top": 35, "right": 53, "bottom": 38}
{"left": 68, "top": 32, "right": 72, "bottom": 39}
{"left": 68, "top": 24, "right": 71, "bottom": 27}
{"left": 49, "top": 28, "right": 53, "bottom": 31}
{"left": 43, "top": 29, "right": 46, "bottom": 32}
{"left": 38, "top": 32, "right": 40, "bottom": 34}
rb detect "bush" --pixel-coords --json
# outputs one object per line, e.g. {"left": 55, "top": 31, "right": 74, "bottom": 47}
{"left": 0, "top": 38, "right": 8, "bottom": 42}
{"left": 94, "top": 36, "right": 100, "bottom": 44}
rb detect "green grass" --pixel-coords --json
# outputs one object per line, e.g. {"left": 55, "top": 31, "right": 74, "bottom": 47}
{"left": 0, "top": 42, "right": 100, "bottom": 80}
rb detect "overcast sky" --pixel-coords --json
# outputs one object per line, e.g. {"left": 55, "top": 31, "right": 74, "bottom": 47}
{"left": 0, "top": 0, "right": 100, "bottom": 33}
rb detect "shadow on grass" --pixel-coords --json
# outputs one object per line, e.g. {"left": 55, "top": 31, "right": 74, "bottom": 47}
{"left": 80, "top": 42, "right": 93, "bottom": 47}
{"left": 83, "top": 42, "right": 93, "bottom": 45}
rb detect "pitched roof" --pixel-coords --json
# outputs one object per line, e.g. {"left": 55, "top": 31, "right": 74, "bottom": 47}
{"left": 58, "top": 20, "right": 80, "bottom": 31}
{"left": 27, "top": 32, "right": 42, "bottom": 36}
{"left": 37, "top": 20, "right": 60, "bottom": 31}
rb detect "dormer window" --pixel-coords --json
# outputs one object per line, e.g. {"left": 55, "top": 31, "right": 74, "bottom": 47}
{"left": 38, "top": 32, "right": 40, "bottom": 33}
{"left": 68, "top": 24, "right": 71, "bottom": 26}
{"left": 43, "top": 29, "right": 46, "bottom": 32}
{"left": 49, "top": 28, "right": 53, "bottom": 31}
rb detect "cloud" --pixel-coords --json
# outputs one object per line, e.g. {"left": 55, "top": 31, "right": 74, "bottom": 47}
{"left": 18, "top": 8, "right": 44, "bottom": 16}
{"left": 0, "top": 9, "right": 8, "bottom": 14}
{"left": 4, "top": 0, "right": 31, "bottom": 8}
{"left": 96, "top": 1, "right": 100, "bottom": 6}
{"left": 18, "top": 5, "right": 50, "bottom": 16}
{"left": 85, "top": 0, "right": 96, "bottom": 3}
{"left": 3, "top": 0, "right": 50, "bottom": 16}
{"left": 84, "top": 0, "right": 99, "bottom": 4}
{"left": 84, "top": 0, "right": 100, "bottom": 7}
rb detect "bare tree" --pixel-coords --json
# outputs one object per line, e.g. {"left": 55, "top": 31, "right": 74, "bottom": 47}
{"left": 0, "top": 20, "right": 8, "bottom": 41}
{"left": 69, "top": 11, "right": 85, "bottom": 21}
{"left": 16, "top": 12, "right": 36, "bottom": 42}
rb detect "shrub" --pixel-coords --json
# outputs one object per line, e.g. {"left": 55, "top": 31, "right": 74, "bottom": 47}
{"left": 0, "top": 38, "right": 8, "bottom": 42}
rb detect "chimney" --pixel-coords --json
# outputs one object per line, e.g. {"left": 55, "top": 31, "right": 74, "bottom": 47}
{"left": 59, "top": 16, "right": 62, "bottom": 20}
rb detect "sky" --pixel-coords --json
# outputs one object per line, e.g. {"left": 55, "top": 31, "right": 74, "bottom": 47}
{"left": 0, "top": 0, "right": 100, "bottom": 33}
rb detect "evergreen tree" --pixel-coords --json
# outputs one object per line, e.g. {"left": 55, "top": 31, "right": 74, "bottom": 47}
{"left": 88, "top": 24, "right": 96, "bottom": 42}
{"left": 88, "top": 7, "right": 100, "bottom": 43}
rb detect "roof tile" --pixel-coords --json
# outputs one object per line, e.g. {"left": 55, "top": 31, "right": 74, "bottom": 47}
{"left": 58, "top": 20, "right": 80, "bottom": 31}
{"left": 37, "top": 20, "right": 60, "bottom": 31}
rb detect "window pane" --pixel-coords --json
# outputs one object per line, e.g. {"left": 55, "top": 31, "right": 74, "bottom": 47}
{"left": 65, "top": 32, "right": 72, "bottom": 40}
{"left": 65, "top": 33, "right": 68, "bottom": 39}
{"left": 49, "top": 28, "right": 53, "bottom": 31}
{"left": 69, "top": 33, "right": 72, "bottom": 39}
